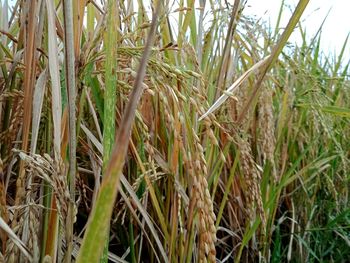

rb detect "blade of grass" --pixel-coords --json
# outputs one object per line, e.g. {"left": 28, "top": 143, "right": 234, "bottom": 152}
{"left": 46, "top": 0, "right": 62, "bottom": 163}
{"left": 30, "top": 68, "right": 48, "bottom": 152}
{"left": 15, "top": 0, "right": 37, "bottom": 209}
{"left": 76, "top": 2, "right": 163, "bottom": 262}
{"left": 62, "top": 0, "right": 77, "bottom": 261}
{"left": 199, "top": 55, "right": 270, "bottom": 121}
{"left": 101, "top": 0, "right": 119, "bottom": 261}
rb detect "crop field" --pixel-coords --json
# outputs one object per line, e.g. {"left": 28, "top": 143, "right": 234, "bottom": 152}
{"left": 0, "top": 0, "right": 349, "bottom": 262}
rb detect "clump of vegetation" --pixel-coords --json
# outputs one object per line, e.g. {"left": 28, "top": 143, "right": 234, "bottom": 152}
{"left": 0, "top": 0, "right": 349, "bottom": 262}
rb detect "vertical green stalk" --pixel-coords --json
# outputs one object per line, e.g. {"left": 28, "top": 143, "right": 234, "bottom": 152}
{"left": 103, "top": 0, "right": 118, "bottom": 164}
{"left": 87, "top": 1, "right": 95, "bottom": 38}
{"left": 101, "top": 0, "right": 119, "bottom": 261}
{"left": 41, "top": 102, "right": 53, "bottom": 260}
{"left": 62, "top": 0, "right": 76, "bottom": 261}
{"left": 76, "top": 1, "right": 162, "bottom": 261}
{"left": 129, "top": 220, "right": 136, "bottom": 263}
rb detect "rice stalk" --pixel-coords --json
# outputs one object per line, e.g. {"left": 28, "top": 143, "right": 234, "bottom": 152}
{"left": 76, "top": 2, "right": 162, "bottom": 262}
{"left": 62, "top": 0, "right": 77, "bottom": 260}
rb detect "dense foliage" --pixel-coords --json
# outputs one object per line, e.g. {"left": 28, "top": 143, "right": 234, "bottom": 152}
{"left": 0, "top": 0, "right": 349, "bottom": 262}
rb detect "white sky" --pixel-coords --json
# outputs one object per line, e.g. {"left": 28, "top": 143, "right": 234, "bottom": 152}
{"left": 243, "top": 0, "right": 350, "bottom": 64}
{"left": 3, "top": 0, "right": 349, "bottom": 65}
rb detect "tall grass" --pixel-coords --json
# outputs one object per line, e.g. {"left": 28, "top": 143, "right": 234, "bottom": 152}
{"left": 0, "top": 0, "right": 349, "bottom": 262}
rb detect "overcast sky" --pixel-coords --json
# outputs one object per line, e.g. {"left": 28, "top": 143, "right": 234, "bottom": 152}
{"left": 242, "top": 0, "right": 350, "bottom": 64}
{"left": 3, "top": 0, "right": 349, "bottom": 64}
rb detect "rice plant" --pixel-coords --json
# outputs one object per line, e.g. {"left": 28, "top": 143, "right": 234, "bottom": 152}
{"left": 0, "top": 0, "right": 349, "bottom": 262}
